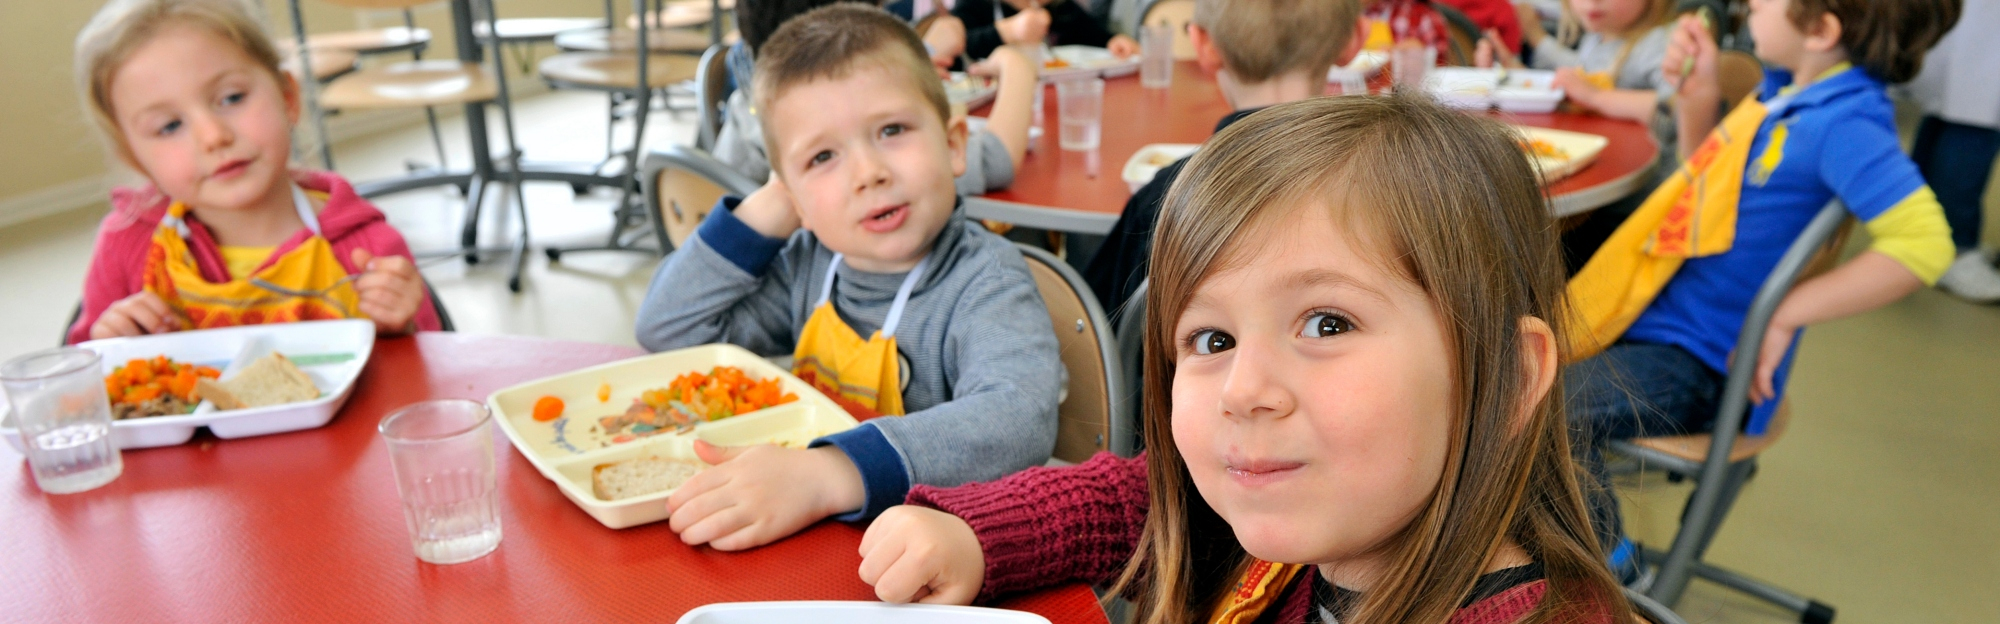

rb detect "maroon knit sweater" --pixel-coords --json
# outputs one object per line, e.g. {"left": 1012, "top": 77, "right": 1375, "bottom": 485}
{"left": 906, "top": 452, "right": 1563, "bottom": 624}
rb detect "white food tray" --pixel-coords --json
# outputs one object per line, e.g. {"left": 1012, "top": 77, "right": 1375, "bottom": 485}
{"left": 679, "top": 601, "right": 1052, "bottom": 624}
{"left": 0, "top": 320, "right": 376, "bottom": 452}
{"left": 1327, "top": 50, "right": 1388, "bottom": 83}
{"left": 1515, "top": 125, "right": 1609, "bottom": 183}
{"left": 488, "top": 344, "right": 858, "bottom": 529}
{"left": 1040, "top": 45, "right": 1140, "bottom": 81}
{"left": 1426, "top": 68, "right": 1565, "bottom": 113}
{"left": 1122, "top": 143, "right": 1199, "bottom": 193}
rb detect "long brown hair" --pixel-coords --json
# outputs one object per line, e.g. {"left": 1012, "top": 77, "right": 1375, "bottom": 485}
{"left": 1105, "top": 94, "right": 1626, "bottom": 623}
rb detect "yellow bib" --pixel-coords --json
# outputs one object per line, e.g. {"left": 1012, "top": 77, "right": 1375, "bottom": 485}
{"left": 791, "top": 254, "right": 928, "bottom": 419}
{"left": 1207, "top": 559, "right": 1306, "bottom": 624}
{"left": 1564, "top": 98, "right": 1768, "bottom": 358}
{"left": 143, "top": 185, "right": 362, "bottom": 329}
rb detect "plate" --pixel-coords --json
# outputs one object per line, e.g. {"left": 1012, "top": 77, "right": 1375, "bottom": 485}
{"left": 1514, "top": 125, "right": 1608, "bottom": 183}
{"left": 1425, "top": 68, "right": 1565, "bottom": 112}
{"left": 1122, "top": 143, "right": 1199, "bottom": 193}
{"left": 1041, "top": 45, "right": 1140, "bottom": 81}
{"left": 0, "top": 320, "right": 376, "bottom": 451}
{"left": 678, "top": 602, "right": 1052, "bottom": 624}
{"left": 488, "top": 344, "right": 858, "bottom": 529}
{"left": 946, "top": 72, "right": 997, "bottom": 110}
{"left": 1327, "top": 50, "right": 1388, "bottom": 83}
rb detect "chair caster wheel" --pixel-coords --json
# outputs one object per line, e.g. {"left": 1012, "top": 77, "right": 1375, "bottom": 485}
{"left": 1801, "top": 600, "right": 1834, "bottom": 624}
{"left": 465, "top": 253, "right": 480, "bottom": 265}
{"left": 545, "top": 248, "right": 563, "bottom": 262}
{"left": 508, "top": 276, "right": 523, "bottom": 293}
{"left": 570, "top": 183, "right": 589, "bottom": 196}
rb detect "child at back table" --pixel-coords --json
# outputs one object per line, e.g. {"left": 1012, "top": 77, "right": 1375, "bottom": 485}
{"left": 1564, "top": 0, "right": 1959, "bottom": 574}
{"left": 857, "top": 96, "right": 1630, "bottom": 623}
{"left": 635, "top": 4, "right": 1062, "bottom": 551}
{"left": 68, "top": 0, "right": 440, "bottom": 345}
{"left": 1478, "top": 0, "right": 1679, "bottom": 148}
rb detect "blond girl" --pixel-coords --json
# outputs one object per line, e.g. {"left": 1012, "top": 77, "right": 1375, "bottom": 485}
{"left": 854, "top": 95, "right": 1629, "bottom": 623}
{"left": 68, "top": 0, "right": 438, "bottom": 344}
{"left": 1482, "top": 0, "right": 1678, "bottom": 129}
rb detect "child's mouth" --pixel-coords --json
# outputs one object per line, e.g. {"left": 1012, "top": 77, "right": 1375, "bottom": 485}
{"left": 861, "top": 203, "right": 910, "bottom": 233}
{"left": 1225, "top": 459, "right": 1306, "bottom": 486}
{"left": 211, "top": 158, "right": 252, "bottom": 180}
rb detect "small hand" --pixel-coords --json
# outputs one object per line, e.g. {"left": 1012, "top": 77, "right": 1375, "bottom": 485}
{"left": 998, "top": 5, "right": 1051, "bottom": 45}
{"left": 91, "top": 290, "right": 180, "bottom": 339}
{"left": 1750, "top": 320, "right": 1799, "bottom": 405}
{"left": 1553, "top": 68, "right": 1601, "bottom": 108}
{"left": 924, "top": 14, "right": 968, "bottom": 73}
{"left": 350, "top": 249, "right": 423, "bottom": 335}
{"left": 664, "top": 441, "right": 863, "bottom": 551}
{"left": 734, "top": 174, "right": 802, "bottom": 238}
{"left": 1105, "top": 34, "right": 1139, "bottom": 58}
{"left": 858, "top": 505, "right": 987, "bottom": 605}
{"left": 1663, "top": 13, "right": 1719, "bottom": 100}
{"left": 1474, "top": 29, "right": 1521, "bottom": 69}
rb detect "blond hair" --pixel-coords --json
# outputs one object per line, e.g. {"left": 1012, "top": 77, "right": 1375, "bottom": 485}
{"left": 751, "top": 3, "right": 949, "bottom": 169}
{"left": 1190, "top": 0, "right": 1361, "bottom": 83}
{"left": 74, "top": 0, "right": 287, "bottom": 169}
{"left": 1104, "top": 94, "right": 1628, "bottom": 624}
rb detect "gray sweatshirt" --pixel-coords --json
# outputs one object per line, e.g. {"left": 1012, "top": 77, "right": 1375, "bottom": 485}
{"left": 635, "top": 198, "right": 1062, "bottom": 519}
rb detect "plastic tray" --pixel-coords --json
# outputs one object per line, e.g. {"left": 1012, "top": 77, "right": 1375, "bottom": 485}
{"left": 947, "top": 72, "right": 997, "bottom": 110}
{"left": 1326, "top": 50, "right": 1387, "bottom": 83}
{"left": 1425, "top": 68, "right": 1565, "bottom": 112}
{"left": 0, "top": 320, "right": 376, "bottom": 452}
{"left": 1514, "top": 125, "right": 1609, "bottom": 183}
{"left": 488, "top": 344, "right": 858, "bottom": 529}
{"left": 678, "top": 602, "right": 1052, "bottom": 624}
{"left": 1041, "top": 45, "right": 1140, "bottom": 81}
{"left": 1122, "top": 143, "right": 1199, "bottom": 193}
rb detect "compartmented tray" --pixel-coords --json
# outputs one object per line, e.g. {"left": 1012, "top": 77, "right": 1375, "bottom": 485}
{"left": 488, "top": 344, "right": 858, "bottom": 529}
{"left": 0, "top": 320, "right": 375, "bottom": 451}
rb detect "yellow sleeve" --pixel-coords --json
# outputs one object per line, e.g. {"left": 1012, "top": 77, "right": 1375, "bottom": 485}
{"left": 1863, "top": 186, "right": 1954, "bottom": 285}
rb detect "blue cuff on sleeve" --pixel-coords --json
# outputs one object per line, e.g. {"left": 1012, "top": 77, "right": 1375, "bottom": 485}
{"left": 809, "top": 423, "right": 910, "bottom": 522}
{"left": 697, "top": 196, "right": 788, "bottom": 275}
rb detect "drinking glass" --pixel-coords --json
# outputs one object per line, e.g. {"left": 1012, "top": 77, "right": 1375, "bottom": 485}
{"left": 2, "top": 348, "right": 122, "bottom": 494}
{"left": 1056, "top": 77, "right": 1104, "bottom": 151}
{"left": 1140, "top": 22, "right": 1174, "bottom": 89}
{"left": 380, "top": 399, "right": 501, "bottom": 564}
{"left": 1390, "top": 44, "right": 1436, "bottom": 92}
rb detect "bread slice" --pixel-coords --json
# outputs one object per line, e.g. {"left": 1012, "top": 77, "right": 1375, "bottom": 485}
{"left": 592, "top": 456, "right": 706, "bottom": 501}
{"left": 195, "top": 353, "right": 320, "bottom": 410}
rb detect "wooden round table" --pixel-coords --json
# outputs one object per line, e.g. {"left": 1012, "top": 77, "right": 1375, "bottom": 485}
{"left": 0, "top": 333, "right": 1108, "bottom": 623}
{"left": 966, "top": 61, "right": 1659, "bottom": 233}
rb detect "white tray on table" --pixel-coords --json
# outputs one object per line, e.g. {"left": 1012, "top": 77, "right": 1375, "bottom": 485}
{"left": 0, "top": 320, "right": 376, "bottom": 452}
{"left": 488, "top": 344, "right": 858, "bottom": 529}
{"left": 1426, "top": 68, "right": 1566, "bottom": 113}
{"left": 1041, "top": 45, "right": 1140, "bottom": 81}
{"left": 679, "top": 601, "right": 1052, "bottom": 624}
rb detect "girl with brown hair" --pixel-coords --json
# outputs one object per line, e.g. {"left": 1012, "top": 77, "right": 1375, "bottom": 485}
{"left": 855, "top": 93, "right": 1628, "bottom": 623}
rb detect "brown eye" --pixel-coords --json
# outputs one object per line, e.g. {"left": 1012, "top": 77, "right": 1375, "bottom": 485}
{"left": 1191, "top": 330, "right": 1234, "bottom": 355}
{"left": 1301, "top": 313, "right": 1353, "bottom": 338}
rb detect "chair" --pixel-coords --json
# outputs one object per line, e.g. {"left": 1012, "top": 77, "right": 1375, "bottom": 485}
{"left": 636, "top": 144, "right": 758, "bottom": 253}
{"left": 1111, "top": 280, "right": 1147, "bottom": 457}
{"left": 279, "top": 18, "right": 446, "bottom": 172}
{"left": 1136, "top": 0, "right": 1195, "bottom": 60}
{"left": 1431, "top": 2, "right": 1482, "bottom": 66}
{"left": 694, "top": 44, "right": 732, "bottom": 152}
{"left": 1608, "top": 200, "right": 1851, "bottom": 624}
{"left": 1016, "top": 244, "right": 1126, "bottom": 465}
{"left": 1625, "top": 587, "right": 1690, "bottom": 624}
{"left": 1716, "top": 49, "right": 1765, "bottom": 108}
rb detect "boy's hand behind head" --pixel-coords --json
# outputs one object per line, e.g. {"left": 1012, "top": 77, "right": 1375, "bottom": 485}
{"left": 735, "top": 174, "right": 804, "bottom": 239}
{"left": 664, "top": 440, "right": 865, "bottom": 551}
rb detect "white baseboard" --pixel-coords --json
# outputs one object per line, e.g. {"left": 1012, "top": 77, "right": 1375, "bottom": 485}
{"left": 0, "top": 176, "right": 112, "bottom": 230}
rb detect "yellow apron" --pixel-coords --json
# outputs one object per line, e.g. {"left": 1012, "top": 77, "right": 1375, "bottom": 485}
{"left": 791, "top": 254, "right": 929, "bottom": 418}
{"left": 1564, "top": 97, "right": 1771, "bottom": 358}
{"left": 1207, "top": 559, "right": 1306, "bottom": 624}
{"left": 142, "top": 185, "right": 362, "bottom": 328}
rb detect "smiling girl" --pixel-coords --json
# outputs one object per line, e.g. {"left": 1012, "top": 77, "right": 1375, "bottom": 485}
{"left": 67, "top": 0, "right": 438, "bottom": 345}
{"left": 856, "top": 95, "right": 1628, "bottom": 623}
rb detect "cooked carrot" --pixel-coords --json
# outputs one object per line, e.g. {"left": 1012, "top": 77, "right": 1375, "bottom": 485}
{"left": 596, "top": 382, "right": 612, "bottom": 402}
{"left": 532, "top": 396, "right": 565, "bottom": 422}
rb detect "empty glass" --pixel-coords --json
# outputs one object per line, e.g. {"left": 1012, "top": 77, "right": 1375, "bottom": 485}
{"left": 381, "top": 399, "right": 501, "bottom": 565}
{"left": 2, "top": 348, "right": 122, "bottom": 494}
{"left": 1056, "top": 77, "right": 1104, "bottom": 152}
{"left": 1390, "top": 44, "right": 1436, "bottom": 92}
{"left": 1140, "top": 22, "right": 1175, "bottom": 89}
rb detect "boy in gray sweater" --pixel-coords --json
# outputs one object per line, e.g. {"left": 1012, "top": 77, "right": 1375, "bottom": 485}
{"left": 636, "top": 4, "right": 1062, "bottom": 552}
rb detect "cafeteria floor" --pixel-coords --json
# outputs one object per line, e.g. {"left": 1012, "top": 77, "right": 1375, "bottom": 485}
{"left": 3, "top": 89, "right": 1996, "bottom": 623}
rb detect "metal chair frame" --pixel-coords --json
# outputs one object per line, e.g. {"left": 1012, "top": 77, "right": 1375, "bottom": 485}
{"left": 1015, "top": 244, "right": 1128, "bottom": 464}
{"left": 635, "top": 143, "right": 758, "bottom": 254}
{"left": 1110, "top": 279, "right": 1146, "bottom": 458}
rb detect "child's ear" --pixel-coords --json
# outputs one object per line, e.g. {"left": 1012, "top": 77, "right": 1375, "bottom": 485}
{"left": 1189, "top": 24, "right": 1224, "bottom": 75}
{"left": 1803, "top": 11, "right": 1843, "bottom": 54}
{"left": 946, "top": 114, "right": 969, "bottom": 178}
{"left": 281, "top": 72, "right": 302, "bottom": 127}
{"left": 1513, "top": 316, "right": 1560, "bottom": 436}
{"left": 1338, "top": 19, "right": 1368, "bottom": 67}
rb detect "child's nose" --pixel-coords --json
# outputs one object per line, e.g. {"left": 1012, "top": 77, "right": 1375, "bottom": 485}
{"left": 192, "top": 113, "right": 233, "bottom": 149}
{"left": 850, "top": 145, "right": 892, "bottom": 191}
{"left": 1218, "top": 342, "right": 1295, "bottom": 421}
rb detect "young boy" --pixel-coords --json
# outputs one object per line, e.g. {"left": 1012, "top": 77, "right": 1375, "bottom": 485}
{"left": 1565, "top": 0, "right": 1960, "bottom": 565}
{"left": 635, "top": 4, "right": 1063, "bottom": 551}
{"left": 715, "top": 0, "right": 1035, "bottom": 198}
{"left": 1084, "top": 0, "right": 1365, "bottom": 315}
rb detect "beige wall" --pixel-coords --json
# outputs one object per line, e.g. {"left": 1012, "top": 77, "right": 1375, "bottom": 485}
{"left": 0, "top": 0, "right": 628, "bottom": 227}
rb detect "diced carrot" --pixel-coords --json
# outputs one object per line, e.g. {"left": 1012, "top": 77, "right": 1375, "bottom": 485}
{"left": 532, "top": 396, "right": 565, "bottom": 422}
{"left": 596, "top": 383, "right": 611, "bottom": 402}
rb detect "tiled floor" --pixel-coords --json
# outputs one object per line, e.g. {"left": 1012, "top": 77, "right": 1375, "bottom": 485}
{"left": 4, "top": 89, "right": 1997, "bottom": 623}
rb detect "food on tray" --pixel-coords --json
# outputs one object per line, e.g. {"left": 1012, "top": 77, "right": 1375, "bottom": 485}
{"left": 533, "top": 396, "right": 565, "bottom": 422}
{"left": 596, "top": 383, "right": 612, "bottom": 402}
{"left": 105, "top": 356, "right": 221, "bottom": 420}
{"left": 592, "top": 456, "right": 706, "bottom": 500}
{"left": 1142, "top": 151, "right": 1178, "bottom": 167}
{"left": 195, "top": 353, "right": 319, "bottom": 411}
{"left": 596, "top": 366, "right": 799, "bottom": 442}
{"left": 1520, "top": 137, "right": 1570, "bottom": 160}
{"left": 1043, "top": 57, "right": 1070, "bottom": 69}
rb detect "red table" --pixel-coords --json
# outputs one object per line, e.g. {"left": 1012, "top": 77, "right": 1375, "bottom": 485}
{"left": 966, "top": 61, "right": 1658, "bottom": 233}
{"left": 0, "top": 333, "right": 1107, "bottom": 623}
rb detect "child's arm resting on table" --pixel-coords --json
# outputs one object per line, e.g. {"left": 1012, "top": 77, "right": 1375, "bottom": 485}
{"left": 860, "top": 452, "right": 1151, "bottom": 605}
{"left": 634, "top": 180, "right": 802, "bottom": 354}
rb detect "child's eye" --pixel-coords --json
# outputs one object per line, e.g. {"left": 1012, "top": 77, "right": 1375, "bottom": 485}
{"left": 157, "top": 119, "right": 182, "bottom": 137}
{"left": 220, "top": 91, "right": 246, "bottom": 106}
{"left": 1188, "top": 329, "right": 1235, "bottom": 355}
{"left": 808, "top": 150, "right": 834, "bottom": 167}
{"left": 1300, "top": 311, "right": 1355, "bottom": 338}
{"left": 880, "top": 123, "right": 906, "bottom": 138}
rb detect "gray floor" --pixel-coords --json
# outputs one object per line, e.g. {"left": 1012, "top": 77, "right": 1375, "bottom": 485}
{"left": 4, "top": 90, "right": 1997, "bottom": 623}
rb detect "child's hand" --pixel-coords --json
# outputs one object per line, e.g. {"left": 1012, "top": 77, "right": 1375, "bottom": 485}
{"left": 1553, "top": 68, "right": 1601, "bottom": 109}
{"left": 1105, "top": 34, "right": 1139, "bottom": 58}
{"left": 858, "top": 505, "right": 986, "bottom": 605}
{"left": 923, "top": 14, "right": 967, "bottom": 75}
{"left": 1749, "top": 319, "right": 1799, "bottom": 405}
{"left": 1474, "top": 29, "right": 1522, "bottom": 69}
{"left": 351, "top": 249, "right": 423, "bottom": 335}
{"left": 91, "top": 290, "right": 180, "bottom": 339}
{"left": 997, "top": 4, "right": 1051, "bottom": 45}
{"left": 734, "top": 175, "right": 802, "bottom": 239}
{"left": 665, "top": 440, "right": 865, "bottom": 551}
{"left": 1663, "top": 13, "right": 1719, "bottom": 101}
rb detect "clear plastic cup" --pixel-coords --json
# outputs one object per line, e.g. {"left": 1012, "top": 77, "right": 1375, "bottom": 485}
{"left": 1140, "top": 22, "right": 1175, "bottom": 89}
{"left": 1056, "top": 77, "right": 1104, "bottom": 151}
{"left": 1390, "top": 44, "right": 1436, "bottom": 92}
{"left": 2, "top": 348, "right": 122, "bottom": 494}
{"left": 380, "top": 399, "right": 501, "bottom": 565}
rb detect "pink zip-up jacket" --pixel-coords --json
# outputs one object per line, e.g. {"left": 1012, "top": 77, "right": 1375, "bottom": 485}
{"left": 67, "top": 170, "right": 441, "bottom": 345}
